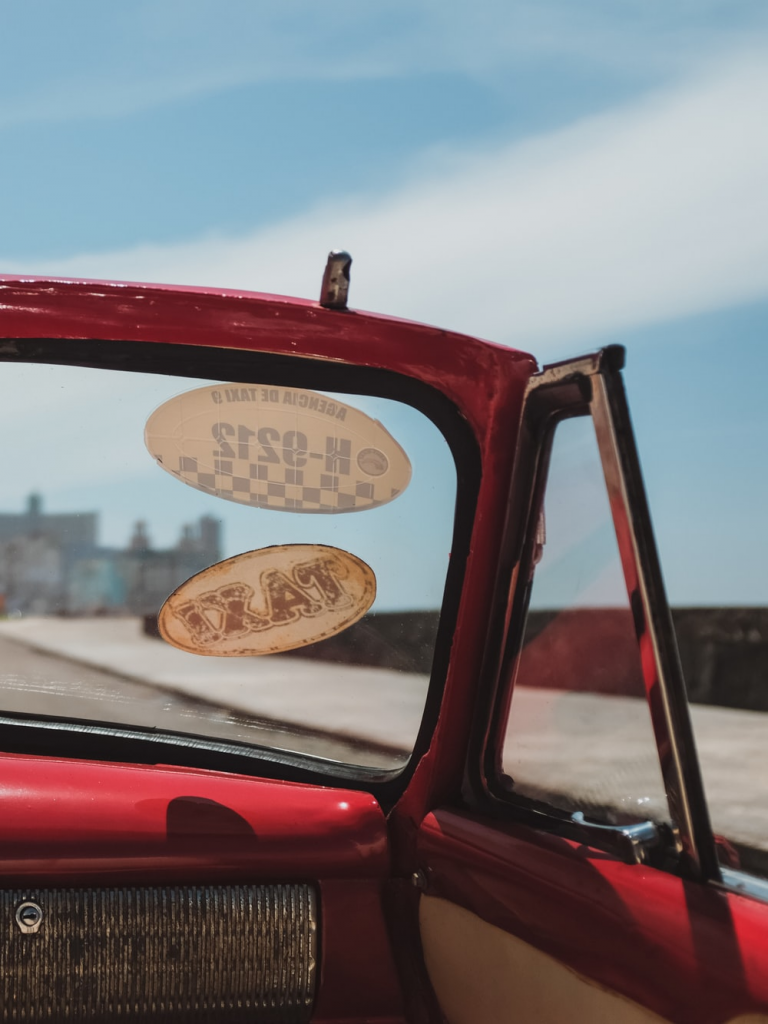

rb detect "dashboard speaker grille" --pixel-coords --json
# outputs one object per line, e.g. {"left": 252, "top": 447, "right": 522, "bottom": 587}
{"left": 0, "top": 883, "right": 317, "bottom": 1022}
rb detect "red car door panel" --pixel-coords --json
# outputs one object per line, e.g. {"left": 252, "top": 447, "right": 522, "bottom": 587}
{"left": 417, "top": 809, "right": 768, "bottom": 1023}
{"left": 406, "top": 352, "right": 768, "bottom": 1024}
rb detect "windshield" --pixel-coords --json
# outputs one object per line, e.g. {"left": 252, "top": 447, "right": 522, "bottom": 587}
{"left": 0, "top": 357, "right": 458, "bottom": 775}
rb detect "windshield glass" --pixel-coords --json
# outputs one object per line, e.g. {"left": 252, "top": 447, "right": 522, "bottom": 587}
{"left": 0, "top": 359, "right": 457, "bottom": 773}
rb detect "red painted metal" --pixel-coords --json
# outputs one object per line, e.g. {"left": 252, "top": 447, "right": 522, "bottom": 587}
{"left": 0, "top": 753, "right": 388, "bottom": 884}
{"left": 418, "top": 809, "right": 768, "bottom": 1024}
{"left": 313, "top": 879, "right": 406, "bottom": 1023}
{"left": 0, "top": 276, "right": 534, "bottom": 444}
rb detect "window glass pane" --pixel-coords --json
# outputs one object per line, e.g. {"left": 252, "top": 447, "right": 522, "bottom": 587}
{"left": 502, "top": 414, "right": 669, "bottom": 826}
{"left": 0, "top": 361, "right": 457, "bottom": 773}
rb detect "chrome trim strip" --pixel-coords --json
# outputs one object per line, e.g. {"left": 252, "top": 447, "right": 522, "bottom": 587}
{"left": 718, "top": 866, "right": 768, "bottom": 904}
{"left": 570, "top": 812, "right": 662, "bottom": 866}
{"left": 523, "top": 349, "right": 609, "bottom": 395}
{"left": 589, "top": 370, "right": 718, "bottom": 880}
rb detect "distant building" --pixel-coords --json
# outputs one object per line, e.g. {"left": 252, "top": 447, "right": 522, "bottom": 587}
{"left": 113, "top": 518, "right": 222, "bottom": 616}
{"left": 0, "top": 493, "right": 97, "bottom": 549}
{"left": 0, "top": 494, "right": 221, "bottom": 616}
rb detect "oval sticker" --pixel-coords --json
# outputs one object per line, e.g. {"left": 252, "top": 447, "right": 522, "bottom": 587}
{"left": 158, "top": 544, "right": 376, "bottom": 657}
{"left": 145, "top": 383, "right": 412, "bottom": 513}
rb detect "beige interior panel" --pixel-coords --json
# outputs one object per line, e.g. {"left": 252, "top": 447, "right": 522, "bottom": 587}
{"left": 419, "top": 895, "right": 670, "bottom": 1024}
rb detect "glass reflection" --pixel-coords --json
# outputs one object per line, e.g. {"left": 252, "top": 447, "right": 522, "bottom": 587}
{"left": 503, "top": 414, "right": 670, "bottom": 825}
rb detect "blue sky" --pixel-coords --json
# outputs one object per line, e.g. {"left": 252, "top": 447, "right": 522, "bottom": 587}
{"left": 2, "top": 1, "right": 768, "bottom": 605}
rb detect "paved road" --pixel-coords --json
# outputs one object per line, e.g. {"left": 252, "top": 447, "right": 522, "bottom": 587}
{"left": 0, "top": 617, "right": 427, "bottom": 758}
{"left": 0, "top": 632, "right": 406, "bottom": 767}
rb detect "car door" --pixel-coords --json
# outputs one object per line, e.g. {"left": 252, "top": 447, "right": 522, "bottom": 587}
{"left": 413, "top": 348, "right": 768, "bottom": 1024}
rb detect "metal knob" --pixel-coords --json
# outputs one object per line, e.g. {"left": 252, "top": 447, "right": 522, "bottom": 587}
{"left": 320, "top": 250, "right": 352, "bottom": 310}
{"left": 15, "top": 900, "right": 43, "bottom": 934}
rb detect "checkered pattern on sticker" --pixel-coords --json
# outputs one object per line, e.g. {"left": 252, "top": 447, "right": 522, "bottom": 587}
{"left": 175, "top": 455, "right": 394, "bottom": 511}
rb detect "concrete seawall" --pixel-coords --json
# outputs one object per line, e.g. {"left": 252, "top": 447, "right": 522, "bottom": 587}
{"left": 275, "top": 607, "right": 768, "bottom": 712}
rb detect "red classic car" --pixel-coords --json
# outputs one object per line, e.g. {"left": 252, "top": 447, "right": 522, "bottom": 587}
{"left": 0, "top": 252, "right": 764, "bottom": 1023}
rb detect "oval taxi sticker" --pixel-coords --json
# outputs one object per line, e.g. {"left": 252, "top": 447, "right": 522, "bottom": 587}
{"left": 145, "top": 383, "right": 412, "bottom": 513}
{"left": 159, "top": 544, "right": 376, "bottom": 657}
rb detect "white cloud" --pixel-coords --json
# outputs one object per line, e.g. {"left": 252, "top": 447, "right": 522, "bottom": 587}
{"left": 9, "top": 53, "right": 768, "bottom": 356}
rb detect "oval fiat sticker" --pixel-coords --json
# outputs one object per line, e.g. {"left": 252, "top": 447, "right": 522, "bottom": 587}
{"left": 159, "top": 544, "right": 376, "bottom": 657}
{"left": 145, "top": 384, "right": 412, "bottom": 513}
